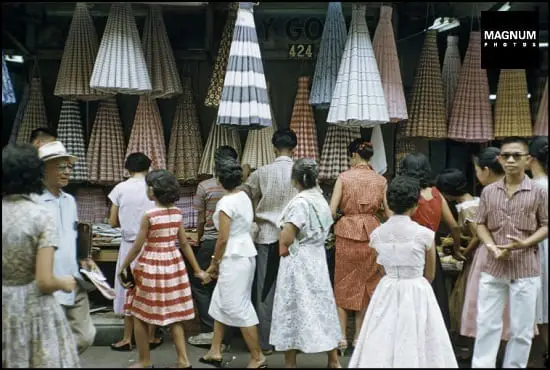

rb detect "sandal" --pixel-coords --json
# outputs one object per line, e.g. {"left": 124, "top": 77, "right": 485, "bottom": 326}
{"left": 199, "top": 356, "right": 223, "bottom": 368}
{"left": 111, "top": 341, "right": 133, "bottom": 352}
{"left": 337, "top": 340, "right": 348, "bottom": 357}
{"left": 149, "top": 336, "right": 164, "bottom": 350}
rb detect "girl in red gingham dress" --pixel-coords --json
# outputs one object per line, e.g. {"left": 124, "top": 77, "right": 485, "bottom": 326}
{"left": 119, "top": 170, "right": 210, "bottom": 368}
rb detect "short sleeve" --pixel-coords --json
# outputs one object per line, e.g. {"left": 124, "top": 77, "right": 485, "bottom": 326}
{"left": 283, "top": 199, "right": 308, "bottom": 231}
{"left": 369, "top": 227, "right": 380, "bottom": 250}
{"left": 415, "top": 226, "right": 435, "bottom": 250}
{"left": 243, "top": 171, "right": 261, "bottom": 201}
{"left": 217, "top": 196, "right": 235, "bottom": 219}
{"left": 536, "top": 186, "right": 548, "bottom": 228}
{"left": 193, "top": 182, "right": 207, "bottom": 212}
{"left": 107, "top": 183, "right": 121, "bottom": 206}
{"left": 37, "top": 209, "right": 59, "bottom": 250}
{"left": 473, "top": 189, "right": 489, "bottom": 225}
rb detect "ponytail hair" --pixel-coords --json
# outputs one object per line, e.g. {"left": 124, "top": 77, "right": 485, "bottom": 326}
{"left": 292, "top": 158, "right": 318, "bottom": 189}
{"left": 348, "top": 138, "right": 374, "bottom": 161}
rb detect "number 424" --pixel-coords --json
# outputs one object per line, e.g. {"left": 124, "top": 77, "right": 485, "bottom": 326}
{"left": 289, "top": 44, "right": 313, "bottom": 58}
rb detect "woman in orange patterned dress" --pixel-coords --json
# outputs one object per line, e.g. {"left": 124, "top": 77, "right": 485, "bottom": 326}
{"left": 329, "top": 139, "right": 390, "bottom": 355}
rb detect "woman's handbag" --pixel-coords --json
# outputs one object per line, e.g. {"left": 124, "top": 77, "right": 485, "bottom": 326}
{"left": 119, "top": 266, "right": 135, "bottom": 289}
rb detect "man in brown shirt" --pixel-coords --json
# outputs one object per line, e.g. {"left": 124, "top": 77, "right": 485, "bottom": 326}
{"left": 472, "top": 137, "right": 548, "bottom": 368}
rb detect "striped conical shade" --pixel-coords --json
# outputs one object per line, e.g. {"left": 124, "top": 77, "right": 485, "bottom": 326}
{"left": 9, "top": 83, "right": 30, "bottom": 144}
{"left": 57, "top": 100, "right": 88, "bottom": 182}
{"left": 204, "top": 3, "right": 238, "bottom": 107}
{"left": 87, "top": 98, "right": 126, "bottom": 185}
{"left": 372, "top": 5, "right": 407, "bottom": 123}
{"left": 310, "top": 2, "right": 347, "bottom": 109}
{"left": 533, "top": 78, "right": 548, "bottom": 136}
{"left": 125, "top": 96, "right": 167, "bottom": 176}
{"left": 55, "top": 3, "right": 109, "bottom": 100}
{"left": 494, "top": 69, "right": 532, "bottom": 138}
{"left": 318, "top": 125, "right": 361, "bottom": 181}
{"left": 15, "top": 77, "right": 48, "bottom": 144}
{"left": 442, "top": 35, "right": 461, "bottom": 119}
{"left": 2, "top": 51, "right": 16, "bottom": 106}
{"left": 403, "top": 30, "right": 447, "bottom": 139}
{"left": 198, "top": 124, "right": 242, "bottom": 176}
{"left": 327, "top": 4, "right": 389, "bottom": 127}
{"left": 448, "top": 32, "right": 493, "bottom": 143}
{"left": 167, "top": 78, "right": 203, "bottom": 182}
{"left": 90, "top": 3, "right": 152, "bottom": 95}
{"left": 290, "top": 77, "right": 319, "bottom": 160}
{"left": 142, "top": 6, "right": 182, "bottom": 99}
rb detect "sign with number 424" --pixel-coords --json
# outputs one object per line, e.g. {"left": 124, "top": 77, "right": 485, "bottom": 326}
{"left": 288, "top": 44, "right": 314, "bottom": 59}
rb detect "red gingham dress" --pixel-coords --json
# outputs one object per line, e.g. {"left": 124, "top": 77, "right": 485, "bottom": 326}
{"left": 125, "top": 207, "right": 195, "bottom": 326}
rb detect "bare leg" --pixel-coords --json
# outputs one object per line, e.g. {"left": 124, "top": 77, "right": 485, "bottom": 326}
{"left": 240, "top": 325, "right": 266, "bottom": 368}
{"left": 284, "top": 350, "right": 297, "bottom": 368}
{"left": 113, "top": 316, "right": 134, "bottom": 347}
{"left": 327, "top": 349, "right": 341, "bottom": 368}
{"left": 171, "top": 322, "right": 191, "bottom": 368}
{"left": 337, "top": 307, "right": 348, "bottom": 354}
{"left": 204, "top": 320, "right": 225, "bottom": 360}
{"left": 353, "top": 308, "right": 367, "bottom": 346}
{"left": 130, "top": 317, "right": 152, "bottom": 368}
{"left": 148, "top": 324, "right": 162, "bottom": 344}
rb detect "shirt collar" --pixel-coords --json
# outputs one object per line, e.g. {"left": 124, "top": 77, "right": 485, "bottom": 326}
{"left": 495, "top": 175, "right": 532, "bottom": 192}
{"left": 40, "top": 188, "right": 69, "bottom": 202}
{"left": 275, "top": 156, "right": 293, "bottom": 162}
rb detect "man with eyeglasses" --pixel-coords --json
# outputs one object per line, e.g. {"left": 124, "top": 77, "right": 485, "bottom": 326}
{"left": 37, "top": 141, "right": 97, "bottom": 354}
{"left": 472, "top": 136, "right": 548, "bottom": 368}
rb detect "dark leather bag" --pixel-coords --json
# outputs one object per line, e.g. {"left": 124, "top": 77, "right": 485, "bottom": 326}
{"left": 77, "top": 222, "right": 93, "bottom": 260}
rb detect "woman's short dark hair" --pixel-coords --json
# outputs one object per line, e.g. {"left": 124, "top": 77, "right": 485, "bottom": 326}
{"left": 2, "top": 144, "right": 44, "bottom": 196}
{"left": 472, "top": 147, "right": 504, "bottom": 175}
{"left": 125, "top": 152, "right": 152, "bottom": 173}
{"left": 348, "top": 138, "right": 374, "bottom": 161}
{"left": 29, "top": 127, "right": 57, "bottom": 143}
{"left": 272, "top": 129, "right": 297, "bottom": 150}
{"left": 387, "top": 176, "right": 421, "bottom": 215}
{"left": 145, "top": 170, "right": 181, "bottom": 205}
{"left": 435, "top": 168, "right": 469, "bottom": 197}
{"left": 215, "top": 158, "right": 242, "bottom": 191}
{"left": 529, "top": 136, "right": 548, "bottom": 173}
{"left": 214, "top": 145, "right": 238, "bottom": 163}
{"left": 398, "top": 152, "right": 434, "bottom": 189}
{"left": 292, "top": 158, "right": 318, "bottom": 189}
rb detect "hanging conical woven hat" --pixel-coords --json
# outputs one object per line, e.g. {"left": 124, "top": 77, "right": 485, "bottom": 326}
{"left": 57, "top": 100, "right": 88, "bottom": 182}
{"left": 9, "top": 83, "right": 30, "bottom": 144}
{"left": 198, "top": 123, "right": 242, "bottom": 176}
{"left": 167, "top": 77, "right": 203, "bottom": 182}
{"left": 204, "top": 2, "right": 238, "bottom": 108}
{"left": 310, "top": 2, "right": 347, "bottom": 109}
{"left": 403, "top": 30, "right": 447, "bottom": 139}
{"left": 15, "top": 77, "right": 48, "bottom": 144}
{"left": 90, "top": 3, "right": 152, "bottom": 95}
{"left": 494, "top": 69, "right": 532, "bottom": 138}
{"left": 533, "top": 78, "right": 548, "bottom": 136}
{"left": 395, "top": 127, "right": 418, "bottom": 174}
{"left": 327, "top": 3, "right": 389, "bottom": 127}
{"left": 442, "top": 35, "right": 461, "bottom": 120}
{"left": 318, "top": 125, "right": 361, "bottom": 182}
{"left": 125, "top": 96, "right": 167, "bottom": 177}
{"left": 142, "top": 6, "right": 182, "bottom": 99}
{"left": 54, "top": 3, "right": 109, "bottom": 100}
{"left": 448, "top": 32, "right": 493, "bottom": 142}
{"left": 2, "top": 51, "right": 16, "bottom": 106}
{"left": 216, "top": 2, "right": 272, "bottom": 129}
{"left": 87, "top": 98, "right": 126, "bottom": 185}
{"left": 242, "top": 94, "right": 278, "bottom": 170}
{"left": 290, "top": 77, "right": 319, "bottom": 160}
{"left": 372, "top": 5, "right": 407, "bottom": 123}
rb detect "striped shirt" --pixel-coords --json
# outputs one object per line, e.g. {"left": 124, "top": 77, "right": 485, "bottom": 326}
{"left": 193, "top": 177, "right": 225, "bottom": 241}
{"left": 473, "top": 175, "right": 548, "bottom": 280}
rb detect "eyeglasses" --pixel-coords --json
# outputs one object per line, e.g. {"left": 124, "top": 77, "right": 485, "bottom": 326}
{"left": 58, "top": 165, "right": 74, "bottom": 173}
{"left": 499, "top": 153, "right": 529, "bottom": 161}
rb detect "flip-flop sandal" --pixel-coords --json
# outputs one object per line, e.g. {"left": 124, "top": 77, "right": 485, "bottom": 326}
{"left": 111, "top": 342, "right": 133, "bottom": 352}
{"left": 199, "top": 356, "right": 223, "bottom": 368}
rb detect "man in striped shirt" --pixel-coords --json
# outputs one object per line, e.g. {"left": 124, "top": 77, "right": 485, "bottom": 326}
{"left": 472, "top": 137, "right": 548, "bottom": 368}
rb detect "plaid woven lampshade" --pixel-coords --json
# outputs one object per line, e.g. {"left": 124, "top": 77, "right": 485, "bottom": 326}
{"left": 372, "top": 5, "right": 407, "bottom": 123}
{"left": 533, "top": 78, "right": 548, "bottom": 136}
{"left": 87, "top": 98, "right": 126, "bottom": 185}
{"left": 494, "top": 69, "right": 533, "bottom": 138}
{"left": 55, "top": 3, "right": 109, "bottom": 100}
{"left": 167, "top": 77, "right": 204, "bottom": 182}
{"left": 395, "top": 127, "right": 418, "bottom": 173}
{"left": 327, "top": 3, "right": 389, "bottom": 127}
{"left": 2, "top": 51, "right": 16, "bottom": 106}
{"left": 57, "top": 100, "right": 88, "bottom": 182}
{"left": 142, "top": 6, "right": 182, "bottom": 99}
{"left": 318, "top": 125, "right": 361, "bottom": 181}
{"left": 15, "top": 77, "right": 48, "bottom": 144}
{"left": 125, "top": 96, "right": 167, "bottom": 177}
{"left": 448, "top": 32, "right": 493, "bottom": 143}
{"left": 403, "top": 30, "right": 447, "bottom": 139}
{"left": 76, "top": 187, "right": 110, "bottom": 223}
{"left": 90, "top": 3, "right": 152, "bottom": 95}
{"left": 442, "top": 35, "right": 461, "bottom": 119}
{"left": 198, "top": 123, "right": 242, "bottom": 176}
{"left": 9, "top": 83, "right": 30, "bottom": 144}
{"left": 290, "top": 77, "right": 319, "bottom": 160}
{"left": 204, "top": 3, "right": 238, "bottom": 108}
{"left": 310, "top": 2, "right": 347, "bottom": 109}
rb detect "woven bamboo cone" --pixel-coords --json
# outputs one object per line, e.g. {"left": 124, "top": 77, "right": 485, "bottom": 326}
{"left": 198, "top": 123, "right": 242, "bottom": 176}
{"left": 494, "top": 69, "right": 533, "bottom": 138}
{"left": 290, "top": 77, "right": 319, "bottom": 160}
{"left": 318, "top": 125, "right": 361, "bottom": 182}
{"left": 57, "top": 100, "right": 88, "bottom": 182}
{"left": 15, "top": 77, "right": 48, "bottom": 144}
{"left": 9, "top": 83, "right": 30, "bottom": 144}
{"left": 533, "top": 78, "right": 548, "bottom": 136}
{"left": 442, "top": 35, "right": 461, "bottom": 120}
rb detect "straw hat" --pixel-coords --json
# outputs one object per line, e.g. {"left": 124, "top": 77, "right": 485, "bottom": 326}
{"left": 38, "top": 141, "right": 77, "bottom": 163}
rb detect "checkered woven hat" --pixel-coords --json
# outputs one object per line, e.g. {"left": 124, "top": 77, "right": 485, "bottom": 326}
{"left": 290, "top": 77, "right": 319, "bottom": 161}
{"left": 318, "top": 125, "right": 361, "bottom": 181}
{"left": 372, "top": 5, "right": 407, "bottom": 123}
{"left": 310, "top": 2, "right": 347, "bottom": 109}
{"left": 90, "top": 3, "right": 152, "bottom": 95}
{"left": 2, "top": 51, "right": 16, "bottom": 106}
{"left": 55, "top": 3, "right": 110, "bottom": 100}
{"left": 15, "top": 77, "right": 48, "bottom": 144}
{"left": 142, "top": 6, "right": 182, "bottom": 99}
{"left": 402, "top": 30, "right": 447, "bottom": 139}
{"left": 216, "top": 2, "right": 272, "bottom": 129}
{"left": 9, "top": 83, "right": 30, "bottom": 144}
{"left": 198, "top": 123, "right": 242, "bottom": 176}
{"left": 533, "top": 78, "right": 548, "bottom": 136}
{"left": 87, "top": 98, "right": 126, "bottom": 185}
{"left": 327, "top": 3, "right": 389, "bottom": 127}
{"left": 204, "top": 3, "right": 238, "bottom": 108}
{"left": 57, "top": 100, "right": 88, "bottom": 182}
{"left": 167, "top": 77, "right": 203, "bottom": 182}
{"left": 448, "top": 32, "right": 493, "bottom": 143}
{"left": 125, "top": 96, "right": 167, "bottom": 177}
{"left": 75, "top": 187, "right": 110, "bottom": 223}
{"left": 494, "top": 69, "right": 533, "bottom": 138}
{"left": 395, "top": 126, "right": 418, "bottom": 173}
{"left": 442, "top": 35, "right": 461, "bottom": 120}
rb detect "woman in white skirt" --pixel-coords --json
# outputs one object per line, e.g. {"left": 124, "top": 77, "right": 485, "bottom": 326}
{"left": 349, "top": 176, "right": 458, "bottom": 368}
{"left": 200, "top": 158, "right": 266, "bottom": 369}
{"left": 270, "top": 159, "right": 342, "bottom": 368}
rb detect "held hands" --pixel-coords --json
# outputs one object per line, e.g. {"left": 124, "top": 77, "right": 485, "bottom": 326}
{"left": 59, "top": 276, "right": 77, "bottom": 293}
{"left": 205, "top": 263, "right": 219, "bottom": 280}
{"left": 118, "top": 267, "right": 134, "bottom": 289}
{"left": 279, "top": 245, "right": 289, "bottom": 257}
{"left": 487, "top": 244, "right": 512, "bottom": 260}
{"left": 195, "top": 270, "right": 212, "bottom": 285}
